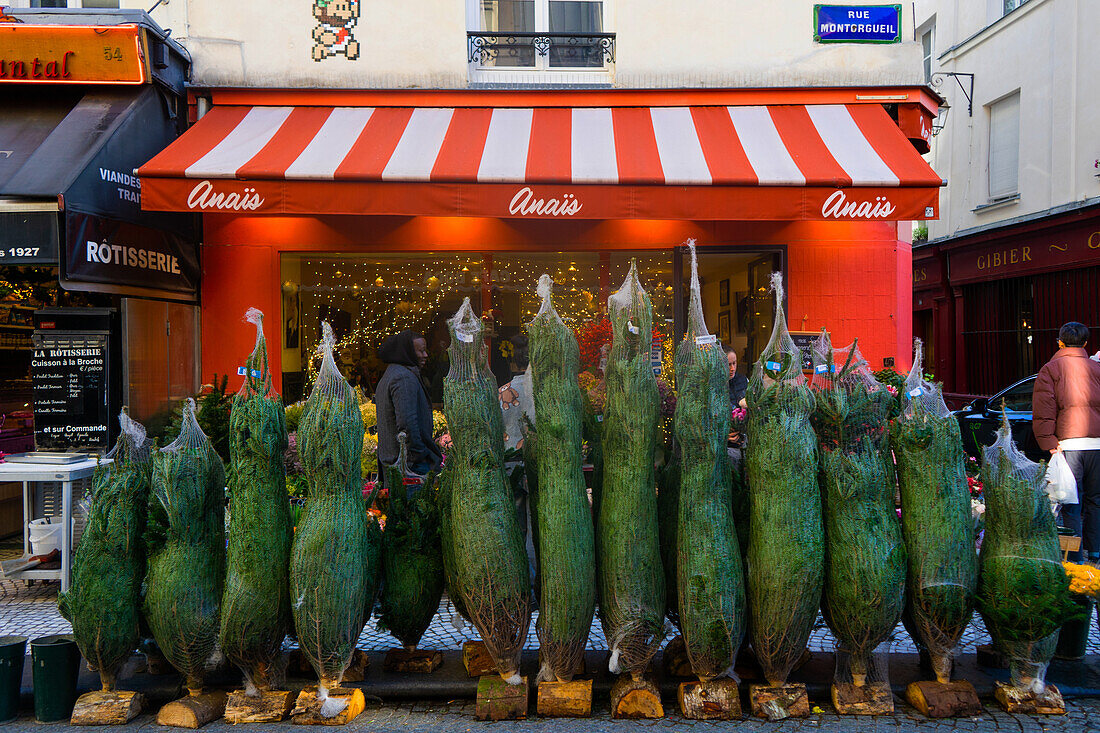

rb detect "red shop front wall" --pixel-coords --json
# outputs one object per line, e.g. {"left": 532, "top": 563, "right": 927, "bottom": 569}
{"left": 199, "top": 214, "right": 912, "bottom": 393}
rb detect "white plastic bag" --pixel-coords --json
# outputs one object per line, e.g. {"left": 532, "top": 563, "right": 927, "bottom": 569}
{"left": 1044, "top": 452, "right": 1078, "bottom": 505}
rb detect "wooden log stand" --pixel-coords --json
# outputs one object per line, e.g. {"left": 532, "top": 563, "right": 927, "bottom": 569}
{"left": 290, "top": 686, "right": 365, "bottom": 725}
{"left": 475, "top": 675, "right": 528, "bottom": 721}
{"left": 610, "top": 676, "right": 664, "bottom": 719}
{"left": 661, "top": 636, "right": 692, "bottom": 678}
{"left": 905, "top": 680, "right": 982, "bottom": 718}
{"left": 223, "top": 690, "right": 296, "bottom": 724}
{"left": 749, "top": 682, "right": 810, "bottom": 721}
{"left": 288, "top": 649, "right": 370, "bottom": 682}
{"left": 831, "top": 682, "right": 893, "bottom": 715}
{"left": 678, "top": 679, "right": 741, "bottom": 720}
{"left": 70, "top": 690, "right": 144, "bottom": 725}
{"left": 383, "top": 648, "right": 443, "bottom": 674}
{"left": 156, "top": 691, "right": 228, "bottom": 729}
{"left": 536, "top": 679, "right": 592, "bottom": 718}
{"left": 993, "top": 682, "right": 1065, "bottom": 715}
{"left": 462, "top": 641, "right": 496, "bottom": 678}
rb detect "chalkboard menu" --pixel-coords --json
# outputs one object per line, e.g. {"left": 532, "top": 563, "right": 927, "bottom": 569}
{"left": 789, "top": 331, "right": 823, "bottom": 372}
{"left": 31, "top": 331, "right": 111, "bottom": 452}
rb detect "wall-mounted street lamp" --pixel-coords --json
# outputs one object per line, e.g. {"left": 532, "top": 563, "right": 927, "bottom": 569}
{"left": 931, "top": 99, "right": 950, "bottom": 137}
{"left": 930, "top": 72, "right": 974, "bottom": 117}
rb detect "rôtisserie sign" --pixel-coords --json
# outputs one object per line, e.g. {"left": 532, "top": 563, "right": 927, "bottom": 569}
{"left": 0, "top": 24, "right": 148, "bottom": 84}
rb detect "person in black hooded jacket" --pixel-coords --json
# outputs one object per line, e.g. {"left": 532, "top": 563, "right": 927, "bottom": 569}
{"left": 375, "top": 330, "right": 443, "bottom": 494}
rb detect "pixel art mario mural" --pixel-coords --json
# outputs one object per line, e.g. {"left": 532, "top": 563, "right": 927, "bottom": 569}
{"left": 312, "top": 0, "right": 360, "bottom": 61}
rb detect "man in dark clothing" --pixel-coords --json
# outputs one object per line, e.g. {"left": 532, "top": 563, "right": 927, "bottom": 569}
{"left": 1033, "top": 321, "right": 1100, "bottom": 562}
{"left": 375, "top": 330, "right": 443, "bottom": 494}
{"left": 725, "top": 343, "right": 748, "bottom": 409}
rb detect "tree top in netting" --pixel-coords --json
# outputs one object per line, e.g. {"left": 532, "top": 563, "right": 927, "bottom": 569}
{"left": 446, "top": 297, "right": 491, "bottom": 383}
{"left": 238, "top": 307, "right": 276, "bottom": 399}
{"left": 161, "top": 398, "right": 211, "bottom": 454}
{"left": 902, "top": 338, "right": 951, "bottom": 420}
{"left": 810, "top": 332, "right": 882, "bottom": 394}
{"left": 106, "top": 408, "right": 152, "bottom": 465}
{"left": 751, "top": 271, "right": 805, "bottom": 387}
{"left": 683, "top": 239, "right": 710, "bottom": 340}
{"left": 310, "top": 321, "right": 355, "bottom": 405}
{"left": 535, "top": 274, "right": 562, "bottom": 324}
{"left": 984, "top": 409, "right": 1046, "bottom": 487}
{"left": 607, "top": 259, "right": 652, "bottom": 357}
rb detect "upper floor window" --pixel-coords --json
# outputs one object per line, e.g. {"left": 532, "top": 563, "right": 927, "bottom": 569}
{"left": 920, "top": 27, "right": 934, "bottom": 82}
{"left": 468, "top": 0, "right": 614, "bottom": 81}
{"left": 988, "top": 92, "right": 1020, "bottom": 201}
{"left": 1003, "top": 0, "right": 1029, "bottom": 15}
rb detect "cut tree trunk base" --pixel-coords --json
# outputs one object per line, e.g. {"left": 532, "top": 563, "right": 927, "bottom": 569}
{"left": 610, "top": 676, "right": 664, "bottom": 719}
{"left": 749, "top": 683, "right": 810, "bottom": 720}
{"left": 290, "top": 687, "right": 365, "bottom": 725}
{"left": 993, "top": 682, "right": 1065, "bottom": 715}
{"left": 224, "top": 689, "right": 296, "bottom": 724}
{"left": 536, "top": 679, "right": 592, "bottom": 717}
{"left": 678, "top": 679, "right": 741, "bottom": 720}
{"left": 661, "top": 637, "right": 692, "bottom": 679}
{"left": 156, "top": 691, "right": 228, "bottom": 729}
{"left": 288, "top": 650, "right": 369, "bottom": 682}
{"left": 383, "top": 649, "right": 443, "bottom": 674}
{"left": 832, "top": 682, "right": 894, "bottom": 715}
{"left": 475, "top": 675, "right": 528, "bottom": 721}
{"left": 906, "top": 680, "right": 982, "bottom": 718}
{"left": 462, "top": 641, "right": 496, "bottom": 678}
{"left": 70, "top": 690, "right": 144, "bottom": 725}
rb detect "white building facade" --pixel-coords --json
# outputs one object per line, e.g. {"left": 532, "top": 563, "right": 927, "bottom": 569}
{"left": 911, "top": 0, "right": 1100, "bottom": 399}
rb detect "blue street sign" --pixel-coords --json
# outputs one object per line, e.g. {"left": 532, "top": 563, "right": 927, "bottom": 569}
{"left": 814, "top": 5, "right": 902, "bottom": 44}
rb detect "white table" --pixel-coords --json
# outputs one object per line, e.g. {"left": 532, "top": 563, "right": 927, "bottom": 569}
{"left": 0, "top": 457, "right": 109, "bottom": 592}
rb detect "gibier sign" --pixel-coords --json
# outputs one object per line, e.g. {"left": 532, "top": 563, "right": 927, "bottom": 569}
{"left": 0, "top": 24, "right": 148, "bottom": 85}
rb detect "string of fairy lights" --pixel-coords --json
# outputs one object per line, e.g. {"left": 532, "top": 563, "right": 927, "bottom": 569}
{"left": 292, "top": 253, "right": 677, "bottom": 380}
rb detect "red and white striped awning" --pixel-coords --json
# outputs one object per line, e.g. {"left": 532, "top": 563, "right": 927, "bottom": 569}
{"left": 140, "top": 104, "right": 942, "bottom": 220}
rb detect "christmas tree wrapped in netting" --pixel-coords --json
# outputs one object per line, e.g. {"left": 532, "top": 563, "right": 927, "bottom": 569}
{"left": 219, "top": 308, "right": 293, "bottom": 694}
{"left": 527, "top": 275, "right": 596, "bottom": 683}
{"left": 144, "top": 398, "right": 227, "bottom": 695}
{"left": 744, "top": 272, "right": 822, "bottom": 686}
{"left": 597, "top": 260, "right": 666, "bottom": 680}
{"left": 442, "top": 298, "right": 531, "bottom": 683}
{"left": 674, "top": 242, "right": 746, "bottom": 682}
{"left": 290, "top": 322, "right": 381, "bottom": 713}
{"left": 378, "top": 433, "right": 444, "bottom": 651}
{"left": 810, "top": 332, "right": 906, "bottom": 687}
{"left": 978, "top": 412, "right": 1073, "bottom": 695}
{"left": 58, "top": 410, "right": 151, "bottom": 692}
{"left": 889, "top": 339, "right": 977, "bottom": 683}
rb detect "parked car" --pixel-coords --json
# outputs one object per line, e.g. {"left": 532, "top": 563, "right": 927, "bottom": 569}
{"left": 953, "top": 375, "right": 1047, "bottom": 464}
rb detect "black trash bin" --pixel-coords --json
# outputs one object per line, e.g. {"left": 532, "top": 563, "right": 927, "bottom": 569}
{"left": 0, "top": 636, "right": 26, "bottom": 723}
{"left": 30, "top": 634, "right": 81, "bottom": 723}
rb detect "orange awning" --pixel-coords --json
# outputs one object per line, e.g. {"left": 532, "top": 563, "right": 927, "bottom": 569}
{"left": 139, "top": 103, "right": 941, "bottom": 221}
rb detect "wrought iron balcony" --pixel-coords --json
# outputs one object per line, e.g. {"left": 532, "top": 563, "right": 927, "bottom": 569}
{"left": 467, "top": 31, "right": 616, "bottom": 68}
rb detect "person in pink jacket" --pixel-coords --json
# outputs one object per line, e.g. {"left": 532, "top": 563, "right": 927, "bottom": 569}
{"left": 1032, "top": 322, "right": 1100, "bottom": 562}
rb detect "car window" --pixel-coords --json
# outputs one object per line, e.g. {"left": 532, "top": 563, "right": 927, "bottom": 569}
{"left": 992, "top": 379, "right": 1035, "bottom": 412}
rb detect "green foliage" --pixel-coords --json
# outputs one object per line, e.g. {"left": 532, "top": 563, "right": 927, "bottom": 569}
{"left": 812, "top": 340, "right": 906, "bottom": 683}
{"left": 596, "top": 263, "right": 666, "bottom": 678}
{"left": 442, "top": 300, "right": 531, "bottom": 681}
{"left": 378, "top": 440, "right": 445, "bottom": 650}
{"left": 744, "top": 275, "right": 823, "bottom": 686}
{"left": 527, "top": 283, "right": 596, "bottom": 683}
{"left": 143, "top": 402, "right": 227, "bottom": 694}
{"left": 285, "top": 401, "right": 306, "bottom": 433}
{"left": 59, "top": 420, "right": 151, "bottom": 691}
{"left": 149, "top": 375, "right": 234, "bottom": 465}
{"left": 289, "top": 325, "right": 379, "bottom": 687}
{"left": 891, "top": 409, "right": 978, "bottom": 683}
{"left": 219, "top": 316, "right": 293, "bottom": 691}
{"left": 673, "top": 324, "right": 746, "bottom": 681}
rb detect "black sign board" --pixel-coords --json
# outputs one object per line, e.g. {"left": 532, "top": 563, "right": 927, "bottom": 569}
{"left": 0, "top": 211, "right": 59, "bottom": 265}
{"left": 63, "top": 210, "right": 199, "bottom": 299}
{"left": 789, "top": 331, "right": 823, "bottom": 372}
{"left": 31, "top": 329, "right": 111, "bottom": 452}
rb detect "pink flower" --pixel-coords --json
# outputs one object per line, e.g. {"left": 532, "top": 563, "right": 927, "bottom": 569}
{"left": 885, "top": 385, "right": 898, "bottom": 396}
